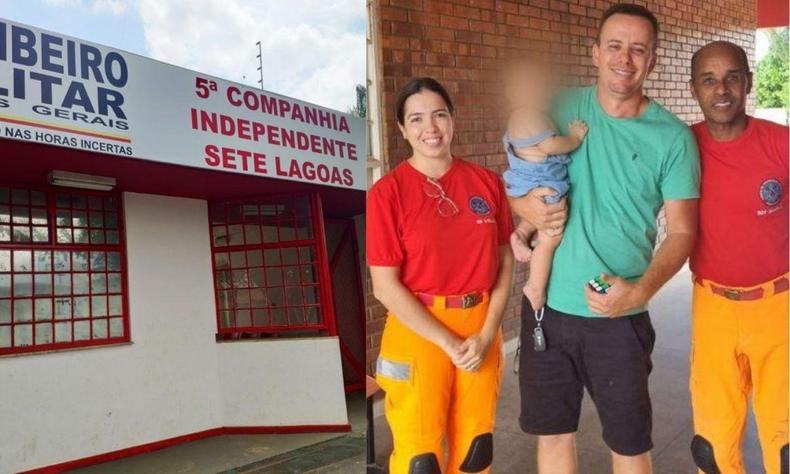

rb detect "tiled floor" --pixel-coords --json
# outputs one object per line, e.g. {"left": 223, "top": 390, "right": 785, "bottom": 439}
{"left": 371, "top": 266, "right": 766, "bottom": 473}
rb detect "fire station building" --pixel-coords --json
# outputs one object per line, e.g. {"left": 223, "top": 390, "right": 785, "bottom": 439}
{"left": 0, "top": 18, "right": 367, "bottom": 473}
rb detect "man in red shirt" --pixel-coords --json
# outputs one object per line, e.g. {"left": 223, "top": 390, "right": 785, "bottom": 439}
{"left": 688, "top": 41, "right": 788, "bottom": 474}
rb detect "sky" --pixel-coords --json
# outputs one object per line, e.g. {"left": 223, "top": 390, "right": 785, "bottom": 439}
{"left": 755, "top": 28, "right": 777, "bottom": 61}
{"left": 0, "top": 0, "right": 366, "bottom": 112}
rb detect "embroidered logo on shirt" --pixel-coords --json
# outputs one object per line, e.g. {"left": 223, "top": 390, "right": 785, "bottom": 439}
{"left": 759, "top": 179, "right": 782, "bottom": 207}
{"left": 468, "top": 196, "right": 491, "bottom": 215}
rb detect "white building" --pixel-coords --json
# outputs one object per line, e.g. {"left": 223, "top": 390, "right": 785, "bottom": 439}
{"left": 0, "top": 18, "right": 366, "bottom": 473}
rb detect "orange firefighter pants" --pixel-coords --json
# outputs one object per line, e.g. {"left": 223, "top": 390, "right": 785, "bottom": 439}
{"left": 690, "top": 275, "right": 789, "bottom": 474}
{"left": 375, "top": 295, "right": 503, "bottom": 474}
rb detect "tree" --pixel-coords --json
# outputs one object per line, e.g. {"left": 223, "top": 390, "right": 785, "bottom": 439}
{"left": 348, "top": 84, "right": 367, "bottom": 118}
{"left": 756, "top": 28, "right": 789, "bottom": 109}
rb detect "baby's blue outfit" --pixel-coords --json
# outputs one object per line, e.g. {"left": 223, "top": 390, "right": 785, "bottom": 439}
{"left": 502, "top": 130, "right": 571, "bottom": 203}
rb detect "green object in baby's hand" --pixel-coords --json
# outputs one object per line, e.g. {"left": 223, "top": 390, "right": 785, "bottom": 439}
{"left": 588, "top": 276, "right": 611, "bottom": 294}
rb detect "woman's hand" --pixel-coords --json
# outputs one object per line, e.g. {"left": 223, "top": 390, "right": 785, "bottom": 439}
{"left": 439, "top": 334, "right": 464, "bottom": 362}
{"left": 454, "top": 331, "right": 494, "bottom": 372}
{"left": 508, "top": 188, "right": 567, "bottom": 236}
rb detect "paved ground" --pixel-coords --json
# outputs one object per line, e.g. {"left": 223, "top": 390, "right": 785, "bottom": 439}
{"left": 70, "top": 391, "right": 366, "bottom": 474}
{"left": 221, "top": 434, "right": 365, "bottom": 473}
{"left": 371, "top": 266, "right": 765, "bottom": 473}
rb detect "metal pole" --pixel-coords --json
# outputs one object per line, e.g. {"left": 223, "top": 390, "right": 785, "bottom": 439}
{"left": 256, "top": 41, "right": 263, "bottom": 90}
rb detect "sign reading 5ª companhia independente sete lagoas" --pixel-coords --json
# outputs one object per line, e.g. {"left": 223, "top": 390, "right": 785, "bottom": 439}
{"left": 0, "top": 18, "right": 366, "bottom": 190}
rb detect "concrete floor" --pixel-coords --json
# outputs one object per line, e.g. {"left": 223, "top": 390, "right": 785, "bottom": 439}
{"left": 70, "top": 390, "right": 366, "bottom": 474}
{"left": 371, "top": 266, "right": 766, "bottom": 473}
{"left": 222, "top": 434, "right": 365, "bottom": 473}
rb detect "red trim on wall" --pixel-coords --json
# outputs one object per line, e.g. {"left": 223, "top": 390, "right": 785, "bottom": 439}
{"left": 18, "top": 428, "right": 223, "bottom": 474}
{"left": 19, "top": 424, "right": 351, "bottom": 473}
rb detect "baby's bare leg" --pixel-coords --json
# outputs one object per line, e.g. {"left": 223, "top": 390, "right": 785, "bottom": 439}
{"left": 523, "top": 231, "right": 563, "bottom": 310}
{"left": 510, "top": 220, "right": 537, "bottom": 263}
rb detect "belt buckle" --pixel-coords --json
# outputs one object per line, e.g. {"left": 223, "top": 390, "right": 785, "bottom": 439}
{"left": 723, "top": 289, "right": 741, "bottom": 300}
{"left": 461, "top": 294, "right": 477, "bottom": 308}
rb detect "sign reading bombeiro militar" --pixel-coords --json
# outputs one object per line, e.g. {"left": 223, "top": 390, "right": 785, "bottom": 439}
{"left": 0, "top": 18, "right": 366, "bottom": 190}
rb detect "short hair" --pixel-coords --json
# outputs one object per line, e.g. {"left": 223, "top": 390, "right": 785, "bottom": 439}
{"left": 690, "top": 41, "right": 751, "bottom": 78}
{"left": 597, "top": 3, "right": 659, "bottom": 48}
{"left": 395, "top": 77, "right": 454, "bottom": 125}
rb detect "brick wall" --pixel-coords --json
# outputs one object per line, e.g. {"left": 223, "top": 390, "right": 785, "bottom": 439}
{"left": 367, "top": 0, "right": 756, "bottom": 373}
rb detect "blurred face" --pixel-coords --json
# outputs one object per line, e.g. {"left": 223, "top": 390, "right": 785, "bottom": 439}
{"left": 505, "top": 62, "right": 553, "bottom": 111}
{"left": 593, "top": 14, "right": 657, "bottom": 98}
{"left": 690, "top": 44, "right": 751, "bottom": 127}
{"left": 398, "top": 90, "right": 454, "bottom": 159}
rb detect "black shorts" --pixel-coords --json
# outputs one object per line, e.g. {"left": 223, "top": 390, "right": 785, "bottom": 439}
{"left": 518, "top": 297, "right": 655, "bottom": 456}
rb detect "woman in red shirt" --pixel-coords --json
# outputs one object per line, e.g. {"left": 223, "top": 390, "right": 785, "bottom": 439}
{"left": 367, "top": 77, "right": 514, "bottom": 474}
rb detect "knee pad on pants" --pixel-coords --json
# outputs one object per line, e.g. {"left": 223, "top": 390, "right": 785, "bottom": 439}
{"left": 459, "top": 433, "right": 493, "bottom": 473}
{"left": 409, "top": 453, "right": 441, "bottom": 474}
{"left": 691, "top": 435, "right": 721, "bottom": 474}
{"left": 781, "top": 443, "right": 788, "bottom": 474}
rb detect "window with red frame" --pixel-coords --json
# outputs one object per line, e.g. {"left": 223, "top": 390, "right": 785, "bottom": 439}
{"left": 0, "top": 185, "right": 128, "bottom": 355}
{"left": 209, "top": 193, "right": 331, "bottom": 335}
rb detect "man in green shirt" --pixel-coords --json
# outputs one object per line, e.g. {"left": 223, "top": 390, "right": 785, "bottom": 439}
{"left": 510, "top": 4, "right": 699, "bottom": 474}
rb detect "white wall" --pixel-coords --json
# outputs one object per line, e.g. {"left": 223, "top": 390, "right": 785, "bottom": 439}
{"left": 0, "top": 193, "right": 347, "bottom": 473}
{"left": 218, "top": 338, "right": 348, "bottom": 426}
{"left": 754, "top": 108, "right": 790, "bottom": 125}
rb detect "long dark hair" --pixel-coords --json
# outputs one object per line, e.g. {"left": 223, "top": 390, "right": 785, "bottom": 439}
{"left": 395, "top": 77, "right": 455, "bottom": 125}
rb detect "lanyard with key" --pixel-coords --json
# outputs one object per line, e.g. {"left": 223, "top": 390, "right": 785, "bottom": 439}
{"left": 533, "top": 306, "right": 546, "bottom": 352}
{"left": 514, "top": 306, "right": 547, "bottom": 374}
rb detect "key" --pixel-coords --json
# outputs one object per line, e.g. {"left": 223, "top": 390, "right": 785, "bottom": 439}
{"left": 533, "top": 325, "right": 546, "bottom": 352}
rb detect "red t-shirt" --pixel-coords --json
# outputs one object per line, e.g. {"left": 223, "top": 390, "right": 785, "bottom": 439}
{"left": 690, "top": 117, "right": 789, "bottom": 286}
{"left": 367, "top": 158, "right": 514, "bottom": 295}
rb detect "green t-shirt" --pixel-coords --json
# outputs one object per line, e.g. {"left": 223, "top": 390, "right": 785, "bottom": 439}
{"left": 547, "top": 86, "right": 700, "bottom": 317}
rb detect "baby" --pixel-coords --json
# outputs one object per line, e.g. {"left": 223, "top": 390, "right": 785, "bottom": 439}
{"left": 502, "top": 58, "right": 588, "bottom": 311}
